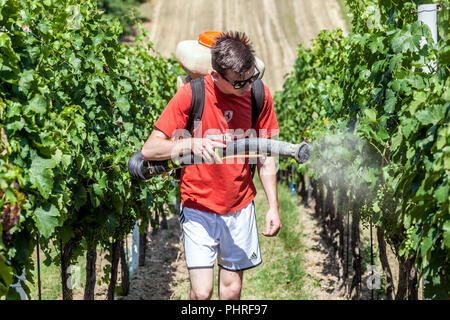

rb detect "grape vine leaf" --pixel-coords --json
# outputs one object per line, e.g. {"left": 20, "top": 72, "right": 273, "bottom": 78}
{"left": 29, "top": 156, "right": 56, "bottom": 199}
{"left": 415, "top": 106, "right": 444, "bottom": 126}
{"left": 28, "top": 95, "right": 47, "bottom": 114}
{"left": 443, "top": 220, "right": 450, "bottom": 250}
{"left": 0, "top": 256, "right": 13, "bottom": 291}
{"left": 33, "top": 203, "right": 60, "bottom": 238}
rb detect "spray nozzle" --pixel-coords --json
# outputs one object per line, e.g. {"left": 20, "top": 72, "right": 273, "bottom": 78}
{"left": 295, "top": 142, "right": 311, "bottom": 164}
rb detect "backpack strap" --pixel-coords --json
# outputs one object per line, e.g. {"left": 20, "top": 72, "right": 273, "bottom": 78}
{"left": 250, "top": 79, "right": 265, "bottom": 178}
{"left": 181, "top": 76, "right": 264, "bottom": 178}
{"left": 251, "top": 79, "right": 265, "bottom": 128}
{"left": 186, "top": 76, "right": 205, "bottom": 135}
{"left": 172, "top": 76, "right": 205, "bottom": 180}
{"left": 186, "top": 76, "right": 264, "bottom": 133}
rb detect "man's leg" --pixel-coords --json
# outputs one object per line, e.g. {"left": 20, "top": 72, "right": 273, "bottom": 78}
{"left": 218, "top": 267, "right": 243, "bottom": 300}
{"left": 189, "top": 267, "right": 214, "bottom": 300}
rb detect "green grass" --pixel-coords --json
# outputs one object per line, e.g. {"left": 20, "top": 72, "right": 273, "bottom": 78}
{"left": 239, "top": 176, "right": 310, "bottom": 300}
{"left": 27, "top": 243, "right": 87, "bottom": 300}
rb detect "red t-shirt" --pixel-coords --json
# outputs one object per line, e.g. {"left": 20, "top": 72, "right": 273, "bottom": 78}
{"left": 154, "top": 74, "right": 279, "bottom": 214}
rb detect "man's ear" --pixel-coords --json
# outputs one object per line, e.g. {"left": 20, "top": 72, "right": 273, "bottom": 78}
{"left": 211, "top": 70, "right": 220, "bottom": 82}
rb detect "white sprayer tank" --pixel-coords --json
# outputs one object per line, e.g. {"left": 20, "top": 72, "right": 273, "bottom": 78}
{"left": 175, "top": 31, "right": 265, "bottom": 89}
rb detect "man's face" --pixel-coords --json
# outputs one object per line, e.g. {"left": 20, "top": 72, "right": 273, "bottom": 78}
{"left": 214, "top": 67, "right": 256, "bottom": 97}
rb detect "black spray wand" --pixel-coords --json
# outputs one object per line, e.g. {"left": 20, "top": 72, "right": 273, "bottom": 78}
{"left": 128, "top": 138, "right": 311, "bottom": 180}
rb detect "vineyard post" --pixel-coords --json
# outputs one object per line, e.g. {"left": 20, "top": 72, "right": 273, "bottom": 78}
{"left": 376, "top": 228, "right": 395, "bottom": 300}
{"left": 84, "top": 245, "right": 97, "bottom": 300}
{"left": 60, "top": 242, "right": 72, "bottom": 301}
{"left": 107, "top": 238, "right": 121, "bottom": 300}
{"left": 417, "top": 3, "right": 439, "bottom": 298}
{"left": 131, "top": 221, "right": 139, "bottom": 277}
{"left": 349, "top": 200, "right": 362, "bottom": 300}
{"left": 315, "top": 179, "right": 324, "bottom": 218}
{"left": 310, "top": 179, "right": 317, "bottom": 213}
{"left": 120, "top": 240, "right": 130, "bottom": 296}
{"left": 298, "top": 172, "right": 308, "bottom": 205}
{"left": 306, "top": 174, "right": 312, "bottom": 207}
{"left": 160, "top": 204, "right": 168, "bottom": 230}
{"left": 321, "top": 181, "right": 326, "bottom": 222}
{"left": 323, "top": 183, "right": 335, "bottom": 242}
{"left": 152, "top": 209, "right": 159, "bottom": 235}
{"left": 370, "top": 221, "right": 374, "bottom": 300}
{"left": 36, "top": 234, "right": 42, "bottom": 300}
{"left": 334, "top": 188, "right": 346, "bottom": 288}
{"left": 417, "top": 4, "right": 439, "bottom": 43}
{"left": 289, "top": 166, "right": 297, "bottom": 197}
{"left": 345, "top": 195, "right": 350, "bottom": 289}
{"left": 139, "top": 220, "right": 148, "bottom": 266}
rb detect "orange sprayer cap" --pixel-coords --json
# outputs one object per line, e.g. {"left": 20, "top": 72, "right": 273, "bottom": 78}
{"left": 198, "top": 31, "right": 222, "bottom": 48}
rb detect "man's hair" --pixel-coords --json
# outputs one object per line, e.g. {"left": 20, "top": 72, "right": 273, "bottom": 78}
{"left": 211, "top": 31, "right": 255, "bottom": 77}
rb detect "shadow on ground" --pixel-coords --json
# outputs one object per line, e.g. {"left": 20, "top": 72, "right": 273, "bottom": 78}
{"left": 300, "top": 197, "right": 380, "bottom": 300}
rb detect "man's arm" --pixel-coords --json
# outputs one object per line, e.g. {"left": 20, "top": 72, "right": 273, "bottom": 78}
{"left": 141, "top": 129, "right": 190, "bottom": 161}
{"left": 257, "top": 156, "right": 281, "bottom": 237}
{"left": 141, "top": 128, "right": 226, "bottom": 162}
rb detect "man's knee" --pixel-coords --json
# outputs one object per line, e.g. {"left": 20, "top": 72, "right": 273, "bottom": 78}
{"left": 219, "top": 281, "right": 242, "bottom": 300}
{"left": 190, "top": 288, "right": 213, "bottom": 300}
{"left": 188, "top": 267, "right": 214, "bottom": 300}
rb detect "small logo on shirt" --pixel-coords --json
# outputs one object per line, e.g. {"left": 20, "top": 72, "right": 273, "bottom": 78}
{"left": 250, "top": 252, "right": 258, "bottom": 261}
{"left": 224, "top": 110, "right": 233, "bottom": 123}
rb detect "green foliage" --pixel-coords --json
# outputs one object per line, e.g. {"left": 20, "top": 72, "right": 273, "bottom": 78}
{"left": 275, "top": 0, "right": 449, "bottom": 299}
{"left": 0, "top": 0, "right": 180, "bottom": 299}
{"left": 97, "top": 0, "right": 147, "bottom": 35}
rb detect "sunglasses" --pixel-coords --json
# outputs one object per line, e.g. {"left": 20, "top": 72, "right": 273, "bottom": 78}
{"left": 220, "top": 66, "right": 260, "bottom": 89}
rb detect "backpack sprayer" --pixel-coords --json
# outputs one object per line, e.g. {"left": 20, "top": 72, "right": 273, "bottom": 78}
{"left": 128, "top": 138, "right": 310, "bottom": 180}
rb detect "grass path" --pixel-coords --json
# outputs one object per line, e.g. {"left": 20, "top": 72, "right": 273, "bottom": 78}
{"left": 143, "top": 176, "right": 313, "bottom": 300}
{"left": 28, "top": 245, "right": 87, "bottom": 300}
{"left": 240, "top": 177, "right": 310, "bottom": 299}
{"left": 168, "top": 176, "right": 313, "bottom": 300}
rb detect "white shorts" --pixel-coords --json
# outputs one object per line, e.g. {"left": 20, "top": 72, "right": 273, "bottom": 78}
{"left": 180, "top": 201, "right": 262, "bottom": 271}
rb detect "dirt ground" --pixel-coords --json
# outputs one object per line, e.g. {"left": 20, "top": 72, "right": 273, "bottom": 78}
{"left": 134, "top": 0, "right": 348, "bottom": 93}
{"left": 121, "top": 213, "right": 189, "bottom": 300}
{"left": 299, "top": 201, "right": 346, "bottom": 299}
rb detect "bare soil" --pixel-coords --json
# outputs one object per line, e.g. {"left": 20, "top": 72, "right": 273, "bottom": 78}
{"left": 299, "top": 201, "right": 346, "bottom": 299}
{"left": 121, "top": 214, "right": 189, "bottom": 300}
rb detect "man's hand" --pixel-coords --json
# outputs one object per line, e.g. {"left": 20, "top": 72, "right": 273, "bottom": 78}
{"left": 141, "top": 129, "right": 226, "bottom": 162}
{"left": 257, "top": 156, "right": 281, "bottom": 237}
{"left": 261, "top": 206, "right": 282, "bottom": 237}
{"left": 190, "top": 138, "right": 226, "bottom": 164}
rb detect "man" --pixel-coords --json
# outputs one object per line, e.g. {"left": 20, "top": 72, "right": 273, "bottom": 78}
{"left": 141, "top": 31, "right": 280, "bottom": 300}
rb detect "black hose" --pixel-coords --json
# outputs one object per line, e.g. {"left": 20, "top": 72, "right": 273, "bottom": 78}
{"left": 128, "top": 138, "right": 311, "bottom": 180}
